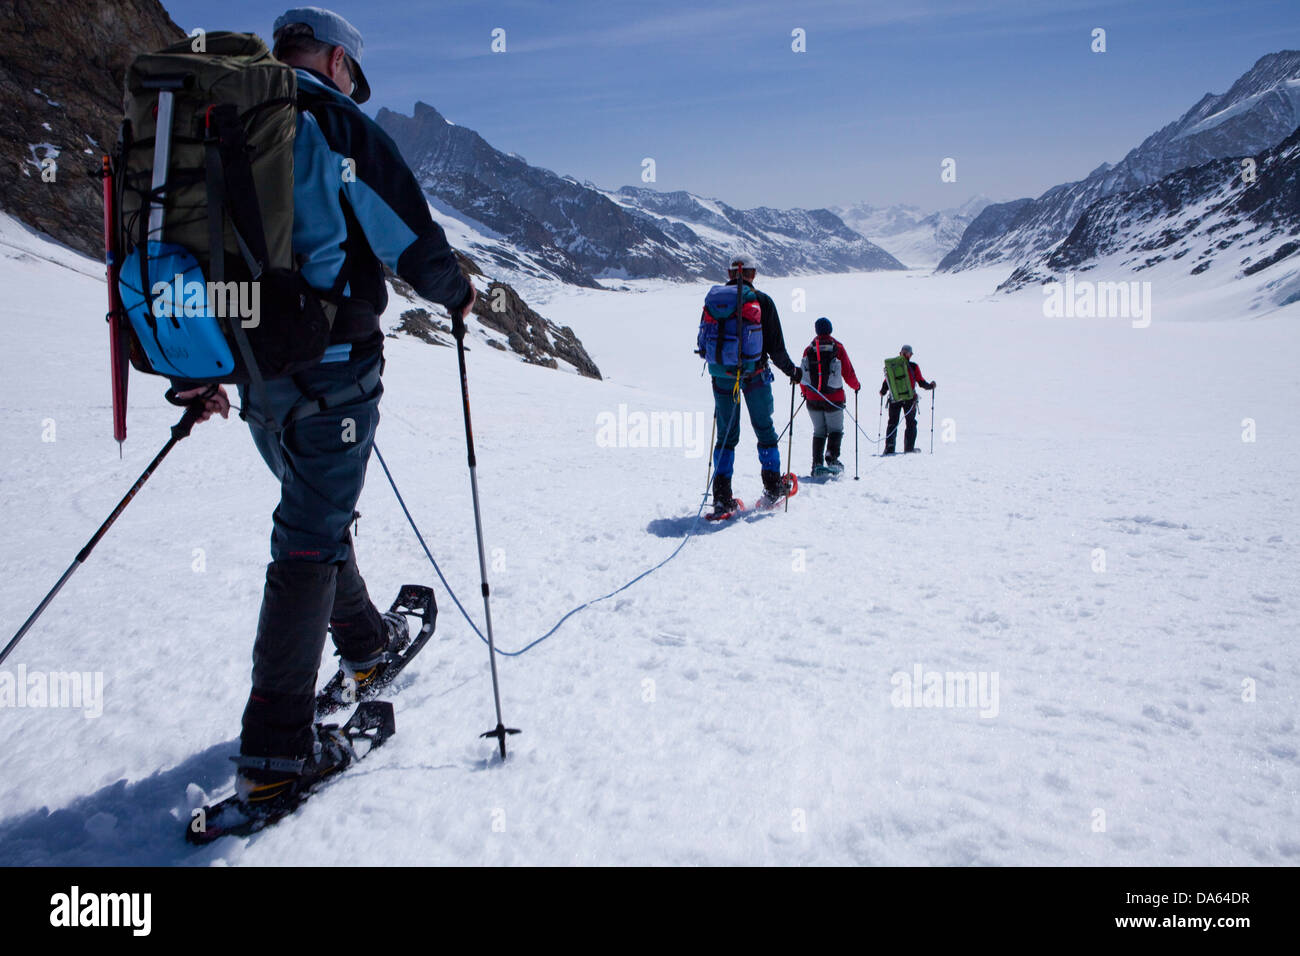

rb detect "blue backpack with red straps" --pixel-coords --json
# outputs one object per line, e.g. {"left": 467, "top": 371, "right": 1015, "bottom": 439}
{"left": 697, "top": 284, "right": 762, "bottom": 373}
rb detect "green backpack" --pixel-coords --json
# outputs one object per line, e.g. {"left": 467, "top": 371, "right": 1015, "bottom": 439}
{"left": 883, "top": 355, "right": 915, "bottom": 402}
{"left": 109, "top": 32, "right": 330, "bottom": 391}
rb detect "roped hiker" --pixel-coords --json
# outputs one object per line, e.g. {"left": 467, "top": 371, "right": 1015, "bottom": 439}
{"left": 799, "top": 317, "right": 860, "bottom": 475}
{"left": 132, "top": 8, "right": 478, "bottom": 812}
{"left": 879, "top": 344, "right": 936, "bottom": 454}
{"left": 696, "top": 255, "right": 801, "bottom": 517}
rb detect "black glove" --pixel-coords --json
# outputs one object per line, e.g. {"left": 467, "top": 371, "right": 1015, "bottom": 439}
{"left": 879, "top": 385, "right": 888, "bottom": 397}
{"left": 790, "top": 368, "right": 802, "bottom": 385}
{"left": 928, "top": 381, "right": 936, "bottom": 390}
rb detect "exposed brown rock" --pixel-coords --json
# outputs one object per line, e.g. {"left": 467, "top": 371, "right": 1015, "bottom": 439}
{"left": 0, "top": 0, "right": 184, "bottom": 256}
{"left": 472, "top": 280, "right": 601, "bottom": 379}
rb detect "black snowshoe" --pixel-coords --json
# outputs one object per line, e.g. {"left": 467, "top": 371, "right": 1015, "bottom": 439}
{"left": 187, "top": 701, "right": 396, "bottom": 845}
{"left": 707, "top": 473, "right": 745, "bottom": 521}
{"left": 758, "top": 470, "right": 798, "bottom": 509}
{"left": 317, "top": 585, "right": 437, "bottom": 717}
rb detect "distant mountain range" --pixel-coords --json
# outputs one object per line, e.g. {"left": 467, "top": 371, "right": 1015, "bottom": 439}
{"left": 377, "top": 102, "right": 903, "bottom": 287}
{"left": 1000, "top": 124, "right": 1300, "bottom": 310}
{"left": 939, "top": 51, "right": 1300, "bottom": 285}
{"left": 833, "top": 197, "right": 991, "bottom": 268}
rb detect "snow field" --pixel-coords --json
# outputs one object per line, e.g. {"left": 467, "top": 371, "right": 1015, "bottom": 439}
{"left": 0, "top": 216, "right": 1296, "bottom": 864}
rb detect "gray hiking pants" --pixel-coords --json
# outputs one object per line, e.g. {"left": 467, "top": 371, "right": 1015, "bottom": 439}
{"left": 806, "top": 406, "right": 844, "bottom": 438}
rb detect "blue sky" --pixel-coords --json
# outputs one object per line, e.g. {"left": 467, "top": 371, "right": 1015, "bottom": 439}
{"left": 161, "top": 0, "right": 1299, "bottom": 212}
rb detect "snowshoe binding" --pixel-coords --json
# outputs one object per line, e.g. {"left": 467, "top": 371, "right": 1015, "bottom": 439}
{"left": 187, "top": 701, "right": 396, "bottom": 845}
{"left": 758, "top": 470, "right": 799, "bottom": 509}
{"left": 317, "top": 585, "right": 437, "bottom": 717}
{"left": 707, "top": 473, "right": 745, "bottom": 521}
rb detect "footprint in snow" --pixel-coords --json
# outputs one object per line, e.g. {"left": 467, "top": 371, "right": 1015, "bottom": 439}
{"left": 1042, "top": 771, "right": 1070, "bottom": 792}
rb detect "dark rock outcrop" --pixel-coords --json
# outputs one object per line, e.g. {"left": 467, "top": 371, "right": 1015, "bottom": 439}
{"left": 473, "top": 281, "right": 601, "bottom": 378}
{"left": 387, "top": 260, "right": 602, "bottom": 379}
{"left": 0, "top": 0, "right": 184, "bottom": 256}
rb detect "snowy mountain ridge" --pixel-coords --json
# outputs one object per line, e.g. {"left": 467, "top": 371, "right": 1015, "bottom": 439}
{"left": 999, "top": 125, "right": 1300, "bottom": 310}
{"left": 377, "top": 101, "right": 904, "bottom": 287}
{"left": 939, "top": 50, "right": 1300, "bottom": 276}
{"left": 834, "top": 197, "right": 992, "bottom": 268}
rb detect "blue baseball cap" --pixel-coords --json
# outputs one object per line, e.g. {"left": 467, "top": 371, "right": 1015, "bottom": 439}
{"left": 273, "top": 7, "right": 371, "bottom": 103}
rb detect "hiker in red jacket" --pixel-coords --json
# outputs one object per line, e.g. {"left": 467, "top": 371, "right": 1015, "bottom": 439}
{"left": 879, "top": 344, "right": 935, "bottom": 454}
{"left": 799, "top": 318, "right": 860, "bottom": 475}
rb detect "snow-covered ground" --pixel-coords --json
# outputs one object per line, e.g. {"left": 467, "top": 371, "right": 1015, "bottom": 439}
{"left": 0, "top": 216, "right": 1297, "bottom": 865}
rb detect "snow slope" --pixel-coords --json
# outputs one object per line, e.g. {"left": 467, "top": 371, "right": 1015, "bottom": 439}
{"left": 0, "top": 217, "right": 1297, "bottom": 865}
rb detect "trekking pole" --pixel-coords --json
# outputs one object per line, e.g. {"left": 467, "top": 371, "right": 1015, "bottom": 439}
{"left": 776, "top": 398, "right": 804, "bottom": 443}
{"left": 930, "top": 386, "right": 936, "bottom": 454}
{"left": 785, "top": 380, "right": 795, "bottom": 513}
{"left": 451, "top": 307, "right": 520, "bottom": 760}
{"left": 2, "top": 397, "right": 206, "bottom": 667}
{"left": 705, "top": 410, "right": 716, "bottom": 504}
{"left": 854, "top": 391, "right": 860, "bottom": 480}
{"left": 877, "top": 393, "right": 884, "bottom": 450}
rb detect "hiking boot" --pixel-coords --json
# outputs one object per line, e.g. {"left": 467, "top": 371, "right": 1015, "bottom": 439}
{"left": 711, "top": 473, "right": 738, "bottom": 516}
{"left": 234, "top": 722, "right": 354, "bottom": 812}
{"left": 812, "top": 436, "right": 826, "bottom": 472}
{"left": 825, "top": 432, "right": 844, "bottom": 471}
{"left": 759, "top": 469, "right": 795, "bottom": 506}
{"left": 337, "top": 610, "right": 409, "bottom": 696}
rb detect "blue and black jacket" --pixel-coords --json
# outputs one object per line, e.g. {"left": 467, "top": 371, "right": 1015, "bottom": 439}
{"left": 292, "top": 69, "right": 472, "bottom": 354}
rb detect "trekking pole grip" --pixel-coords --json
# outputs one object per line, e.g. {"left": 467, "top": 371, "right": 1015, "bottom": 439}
{"left": 163, "top": 384, "right": 216, "bottom": 441}
{"left": 170, "top": 402, "right": 206, "bottom": 442}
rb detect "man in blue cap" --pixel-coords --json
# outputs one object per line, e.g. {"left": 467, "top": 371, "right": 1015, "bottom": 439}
{"left": 270, "top": 6, "right": 372, "bottom": 104}
{"left": 181, "top": 7, "right": 477, "bottom": 809}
